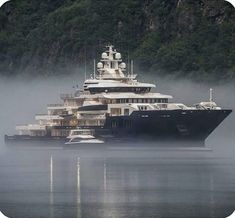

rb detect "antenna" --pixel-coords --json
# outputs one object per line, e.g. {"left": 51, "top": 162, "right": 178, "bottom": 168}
{"left": 127, "top": 50, "right": 130, "bottom": 77}
{"left": 84, "top": 46, "right": 87, "bottom": 80}
{"left": 131, "top": 60, "right": 134, "bottom": 77}
{"left": 93, "top": 59, "right": 96, "bottom": 79}
{"left": 210, "top": 88, "right": 213, "bottom": 103}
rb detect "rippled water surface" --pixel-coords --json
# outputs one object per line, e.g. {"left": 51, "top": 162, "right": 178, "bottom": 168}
{"left": 0, "top": 77, "right": 234, "bottom": 218}
{"left": 0, "top": 141, "right": 235, "bottom": 218}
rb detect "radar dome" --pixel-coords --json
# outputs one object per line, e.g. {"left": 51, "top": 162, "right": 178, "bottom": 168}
{"left": 97, "top": 62, "right": 103, "bottom": 68}
{"left": 120, "top": 62, "right": 126, "bottom": 69}
{"left": 102, "top": 52, "right": 108, "bottom": 59}
{"left": 115, "top": 53, "right": 121, "bottom": 59}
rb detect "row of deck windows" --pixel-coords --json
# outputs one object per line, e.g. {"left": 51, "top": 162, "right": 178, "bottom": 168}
{"left": 108, "top": 98, "right": 168, "bottom": 104}
{"left": 89, "top": 87, "right": 151, "bottom": 94}
{"left": 111, "top": 120, "right": 132, "bottom": 128}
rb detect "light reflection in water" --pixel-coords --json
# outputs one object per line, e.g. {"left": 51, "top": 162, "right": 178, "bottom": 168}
{"left": 209, "top": 172, "right": 215, "bottom": 218}
{"left": 104, "top": 161, "right": 107, "bottom": 192}
{"left": 50, "top": 155, "right": 54, "bottom": 218}
{"left": 0, "top": 146, "right": 234, "bottom": 218}
{"left": 77, "top": 157, "right": 81, "bottom": 218}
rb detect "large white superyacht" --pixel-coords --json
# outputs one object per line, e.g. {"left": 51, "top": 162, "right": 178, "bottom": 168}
{"left": 5, "top": 45, "right": 232, "bottom": 145}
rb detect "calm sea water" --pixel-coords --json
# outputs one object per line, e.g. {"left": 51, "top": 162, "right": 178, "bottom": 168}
{"left": 0, "top": 140, "right": 234, "bottom": 218}
{"left": 0, "top": 78, "right": 234, "bottom": 218}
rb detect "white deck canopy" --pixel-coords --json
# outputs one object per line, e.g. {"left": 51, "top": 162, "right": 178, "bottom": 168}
{"left": 35, "top": 115, "right": 64, "bottom": 121}
{"left": 86, "top": 81, "right": 156, "bottom": 89}
{"left": 102, "top": 92, "right": 173, "bottom": 99}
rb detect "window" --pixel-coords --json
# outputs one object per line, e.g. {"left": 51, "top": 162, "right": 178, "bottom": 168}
{"left": 139, "top": 106, "right": 148, "bottom": 111}
{"left": 124, "top": 109, "right": 129, "bottom": 116}
{"left": 124, "top": 120, "right": 131, "bottom": 128}
{"left": 111, "top": 120, "right": 118, "bottom": 128}
{"left": 111, "top": 108, "right": 121, "bottom": 116}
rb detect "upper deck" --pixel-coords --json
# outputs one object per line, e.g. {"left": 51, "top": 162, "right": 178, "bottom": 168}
{"left": 83, "top": 45, "right": 156, "bottom": 94}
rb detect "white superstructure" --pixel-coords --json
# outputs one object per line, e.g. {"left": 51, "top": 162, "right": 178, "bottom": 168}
{"left": 15, "top": 45, "right": 221, "bottom": 138}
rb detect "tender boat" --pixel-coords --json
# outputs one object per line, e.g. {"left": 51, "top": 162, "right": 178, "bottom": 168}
{"left": 65, "top": 129, "right": 104, "bottom": 145}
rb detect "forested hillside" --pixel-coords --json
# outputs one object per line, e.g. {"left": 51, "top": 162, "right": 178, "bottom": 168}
{"left": 0, "top": 0, "right": 234, "bottom": 80}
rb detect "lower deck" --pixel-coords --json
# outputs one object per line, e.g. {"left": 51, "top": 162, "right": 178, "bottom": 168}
{"left": 5, "top": 109, "right": 232, "bottom": 145}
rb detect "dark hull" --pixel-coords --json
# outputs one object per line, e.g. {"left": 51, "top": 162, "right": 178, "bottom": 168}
{"left": 5, "top": 109, "right": 232, "bottom": 146}
{"left": 104, "top": 109, "right": 232, "bottom": 142}
{"left": 5, "top": 135, "right": 65, "bottom": 141}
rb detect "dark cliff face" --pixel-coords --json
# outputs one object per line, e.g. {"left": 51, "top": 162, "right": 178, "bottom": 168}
{"left": 0, "top": 0, "right": 234, "bottom": 80}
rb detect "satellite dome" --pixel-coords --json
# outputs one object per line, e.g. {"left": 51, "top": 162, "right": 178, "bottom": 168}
{"left": 102, "top": 52, "right": 108, "bottom": 59}
{"left": 120, "top": 62, "right": 126, "bottom": 69}
{"left": 97, "top": 62, "right": 103, "bottom": 68}
{"left": 115, "top": 53, "right": 121, "bottom": 59}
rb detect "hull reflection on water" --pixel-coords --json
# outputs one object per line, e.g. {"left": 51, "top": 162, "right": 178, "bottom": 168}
{"left": 0, "top": 143, "right": 234, "bottom": 218}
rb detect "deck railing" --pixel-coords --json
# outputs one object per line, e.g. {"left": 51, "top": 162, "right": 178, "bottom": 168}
{"left": 47, "top": 104, "right": 64, "bottom": 107}
{"left": 60, "top": 94, "right": 74, "bottom": 99}
{"left": 16, "top": 124, "right": 46, "bottom": 131}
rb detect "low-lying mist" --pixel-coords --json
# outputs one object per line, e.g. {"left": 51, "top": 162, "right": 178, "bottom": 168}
{"left": 0, "top": 72, "right": 234, "bottom": 154}
{"left": 0, "top": 73, "right": 83, "bottom": 136}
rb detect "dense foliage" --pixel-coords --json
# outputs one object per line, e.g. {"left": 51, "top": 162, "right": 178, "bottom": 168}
{"left": 0, "top": 0, "right": 234, "bottom": 80}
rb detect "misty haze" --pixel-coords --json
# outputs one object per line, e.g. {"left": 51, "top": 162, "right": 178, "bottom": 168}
{"left": 0, "top": 0, "right": 235, "bottom": 217}
{"left": 0, "top": 73, "right": 234, "bottom": 218}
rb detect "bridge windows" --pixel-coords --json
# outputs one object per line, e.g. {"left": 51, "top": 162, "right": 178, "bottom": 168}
{"left": 89, "top": 87, "right": 152, "bottom": 94}
{"left": 108, "top": 98, "right": 168, "bottom": 104}
{"left": 138, "top": 106, "right": 148, "bottom": 111}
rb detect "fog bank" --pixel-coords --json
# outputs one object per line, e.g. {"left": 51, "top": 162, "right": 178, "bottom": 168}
{"left": 0, "top": 73, "right": 234, "bottom": 153}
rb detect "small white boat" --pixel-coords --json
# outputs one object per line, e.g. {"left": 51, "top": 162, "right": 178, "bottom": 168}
{"left": 65, "top": 129, "right": 104, "bottom": 145}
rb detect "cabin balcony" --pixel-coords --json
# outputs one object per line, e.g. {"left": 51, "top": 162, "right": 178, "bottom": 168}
{"left": 60, "top": 93, "right": 74, "bottom": 100}
{"left": 47, "top": 104, "right": 64, "bottom": 107}
{"left": 47, "top": 104, "right": 66, "bottom": 110}
{"left": 16, "top": 124, "right": 46, "bottom": 131}
{"left": 77, "top": 120, "right": 105, "bottom": 127}
{"left": 16, "top": 124, "right": 47, "bottom": 136}
{"left": 35, "top": 114, "right": 64, "bottom": 121}
{"left": 51, "top": 129, "right": 71, "bottom": 137}
{"left": 77, "top": 114, "right": 106, "bottom": 121}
